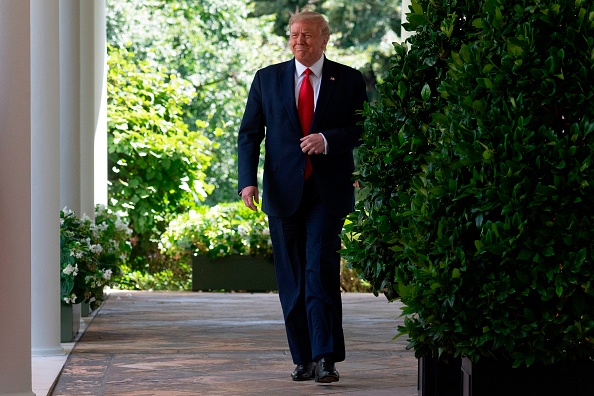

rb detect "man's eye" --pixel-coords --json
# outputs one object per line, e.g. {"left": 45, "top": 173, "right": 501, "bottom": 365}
{"left": 290, "top": 34, "right": 314, "bottom": 39}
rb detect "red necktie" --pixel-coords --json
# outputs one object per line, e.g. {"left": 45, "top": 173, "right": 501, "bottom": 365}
{"left": 298, "top": 68, "right": 314, "bottom": 179}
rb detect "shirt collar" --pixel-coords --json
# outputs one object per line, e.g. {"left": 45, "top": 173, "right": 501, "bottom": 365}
{"left": 295, "top": 55, "right": 324, "bottom": 78}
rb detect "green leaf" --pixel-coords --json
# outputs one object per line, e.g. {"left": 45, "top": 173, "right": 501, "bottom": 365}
{"left": 452, "top": 268, "right": 461, "bottom": 279}
{"left": 421, "top": 83, "right": 431, "bottom": 101}
{"left": 407, "top": 14, "right": 430, "bottom": 27}
{"left": 475, "top": 240, "right": 484, "bottom": 250}
{"left": 542, "top": 246, "right": 554, "bottom": 257}
{"left": 493, "top": 7, "right": 504, "bottom": 29}
{"left": 397, "top": 81, "right": 407, "bottom": 99}
{"left": 460, "top": 44, "right": 471, "bottom": 63}
{"left": 507, "top": 42, "right": 524, "bottom": 57}
{"left": 472, "top": 100, "right": 484, "bottom": 111}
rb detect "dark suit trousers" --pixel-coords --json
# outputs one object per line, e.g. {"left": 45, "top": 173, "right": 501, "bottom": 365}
{"left": 268, "top": 179, "right": 346, "bottom": 365}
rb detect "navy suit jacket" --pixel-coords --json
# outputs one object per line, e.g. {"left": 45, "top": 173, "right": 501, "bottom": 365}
{"left": 238, "top": 57, "right": 368, "bottom": 217}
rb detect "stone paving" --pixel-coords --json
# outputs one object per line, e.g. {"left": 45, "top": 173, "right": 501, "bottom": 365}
{"left": 50, "top": 290, "right": 419, "bottom": 396}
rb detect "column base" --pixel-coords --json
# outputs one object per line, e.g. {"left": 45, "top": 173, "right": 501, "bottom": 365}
{"left": 31, "top": 345, "right": 65, "bottom": 356}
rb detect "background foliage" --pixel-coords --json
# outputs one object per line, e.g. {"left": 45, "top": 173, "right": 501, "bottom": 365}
{"left": 107, "top": 46, "right": 213, "bottom": 260}
{"left": 160, "top": 202, "right": 273, "bottom": 260}
{"left": 107, "top": 0, "right": 286, "bottom": 205}
{"left": 105, "top": 0, "right": 397, "bottom": 290}
{"left": 343, "top": 0, "right": 594, "bottom": 367}
{"left": 250, "top": 0, "right": 401, "bottom": 99}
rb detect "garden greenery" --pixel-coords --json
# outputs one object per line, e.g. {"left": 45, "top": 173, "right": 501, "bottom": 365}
{"left": 160, "top": 201, "right": 272, "bottom": 260}
{"left": 107, "top": 46, "right": 214, "bottom": 241}
{"left": 104, "top": 0, "right": 394, "bottom": 286}
{"left": 60, "top": 205, "right": 132, "bottom": 309}
{"left": 343, "top": 0, "right": 594, "bottom": 367}
{"left": 107, "top": 0, "right": 286, "bottom": 205}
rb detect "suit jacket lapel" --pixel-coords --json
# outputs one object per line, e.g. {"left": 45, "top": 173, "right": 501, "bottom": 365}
{"left": 311, "top": 57, "right": 337, "bottom": 133}
{"left": 281, "top": 60, "right": 302, "bottom": 133}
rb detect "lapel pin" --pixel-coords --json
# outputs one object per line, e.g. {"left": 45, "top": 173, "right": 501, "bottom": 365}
{"left": 330, "top": 76, "right": 335, "bottom": 81}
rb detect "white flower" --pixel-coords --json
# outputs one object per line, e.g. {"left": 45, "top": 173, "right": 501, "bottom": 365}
{"left": 62, "top": 263, "right": 79, "bottom": 276}
{"left": 89, "top": 223, "right": 101, "bottom": 239}
{"left": 262, "top": 228, "right": 270, "bottom": 236}
{"left": 115, "top": 218, "right": 131, "bottom": 234}
{"left": 70, "top": 249, "right": 84, "bottom": 259}
{"left": 63, "top": 293, "right": 77, "bottom": 304}
{"left": 89, "top": 244, "right": 103, "bottom": 254}
{"left": 237, "top": 225, "right": 248, "bottom": 236}
{"left": 102, "top": 269, "right": 113, "bottom": 280}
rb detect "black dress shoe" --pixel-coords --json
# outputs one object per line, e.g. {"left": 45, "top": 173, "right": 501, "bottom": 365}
{"left": 291, "top": 362, "right": 316, "bottom": 381}
{"left": 315, "top": 358, "right": 339, "bottom": 383}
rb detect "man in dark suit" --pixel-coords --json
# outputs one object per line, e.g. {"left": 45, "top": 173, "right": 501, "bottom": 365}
{"left": 237, "top": 10, "right": 367, "bottom": 383}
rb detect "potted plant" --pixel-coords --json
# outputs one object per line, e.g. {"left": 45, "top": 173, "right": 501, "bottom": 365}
{"left": 60, "top": 205, "right": 131, "bottom": 341}
{"left": 160, "top": 201, "right": 276, "bottom": 291}
{"left": 343, "top": 0, "right": 594, "bottom": 394}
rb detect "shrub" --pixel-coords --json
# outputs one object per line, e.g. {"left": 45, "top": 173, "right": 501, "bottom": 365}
{"left": 107, "top": 45, "right": 214, "bottom": 242}
{"left": 114, "top": 259, "right": 192, "bottom": 291}
{"left": 343, "top": 0, "right": 594, "bottom": 367}
{"left": 159, "top": 202, "right": 371, "bottom": 292}
{"left": 159, "top": 201, "right": 273, "bottom": 260}
{"left": 60, "top": 205, "right": 132, "bottom": 309}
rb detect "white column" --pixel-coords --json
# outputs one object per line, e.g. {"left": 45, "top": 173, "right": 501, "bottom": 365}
{"left": 80, "top": 1, "right": 96, "bottom": 218}
{"left": 0, "top": 2, "right": 35, "bottom": 395}
{"left": 60, "top": 0, "right": 82, "bottom": 215}
{"left": 31, "top": 0, "right": 65, "bottom": 357}
{"left": 401, "top": 0, "right": 414, "bottom": 42}
{"left": 94, "top": 0, "right": 109, "bottom": 207}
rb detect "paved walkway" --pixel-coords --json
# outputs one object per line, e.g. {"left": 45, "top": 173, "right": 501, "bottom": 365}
{"left": 50, "top": 291, "right": 419, "bottom": 395}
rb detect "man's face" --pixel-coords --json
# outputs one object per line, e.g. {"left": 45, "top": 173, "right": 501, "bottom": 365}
{"left": 289, "top": 20, "right": 328, "bottom": 67}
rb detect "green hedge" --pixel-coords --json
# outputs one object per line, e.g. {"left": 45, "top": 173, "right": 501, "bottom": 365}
{"left": 343, "top": 0, "right": 594, "bottom": 367}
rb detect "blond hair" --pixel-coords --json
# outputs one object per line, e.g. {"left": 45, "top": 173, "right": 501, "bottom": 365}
{"left": 288, "top": 10, "right": 330, "bottom": 37}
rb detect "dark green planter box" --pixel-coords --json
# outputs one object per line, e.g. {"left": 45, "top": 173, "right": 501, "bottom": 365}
{"left": 461, "top": 356, "right": 594, "bottom": 396}
{"left": 81, "top": 301, "right": 90, "bottom": 317}
{"left": 60, "top": 302, "right": 81, "bottom": 342}
{"left": 192, "top": 255, "right": 277, "bottom": 292}
{"left": 418, "top": 355, "right": 461, "bottom": 396}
